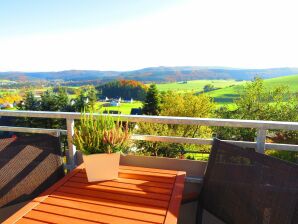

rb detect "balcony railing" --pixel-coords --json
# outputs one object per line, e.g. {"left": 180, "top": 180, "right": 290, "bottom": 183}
{"left": 0, "top": 110, "right": 298, "bottom": 170}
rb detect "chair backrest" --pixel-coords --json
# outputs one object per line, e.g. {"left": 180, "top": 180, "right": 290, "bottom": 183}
{"left": 200, "top": 139, "right": 298, "bottom": 224}
{"left": 0, "top": 134, "right": 65, "bottom": 208}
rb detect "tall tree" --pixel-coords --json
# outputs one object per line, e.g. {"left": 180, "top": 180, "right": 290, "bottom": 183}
{"left": 40, "top": 90, "right": 58, "bottom": 111}
{"left": 16, "top": 91, "right": 40, "bottom": 127}
{"left": 74, "top": 90, "right": 88, "bottom": 112}
{"left": 87, "top": 87, "right": 97, "bottom": 110}
{"left": 137, "top": 91, "right": 215, "bottom": 157}
{"left": 56, "top": 87, "right": 69, "bottom": 111}
{"left": 142, "top": 84, "right": 160, "bottom": 115}
{"left": 19, "top": 91, "right": 39, "bottom": 110}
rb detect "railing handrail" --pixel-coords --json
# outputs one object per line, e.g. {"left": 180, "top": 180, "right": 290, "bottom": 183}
{"left": 1, "top": 110, "right": 298, "bottom": 130}
{"left": 1, "top": 110, "right": 297, "bottom": 169}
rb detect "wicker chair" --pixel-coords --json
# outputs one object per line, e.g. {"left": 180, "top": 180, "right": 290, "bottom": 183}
{"left": 184, "top": 139, "right": 298, "bottom": 224}
{"left": 0, "top": 134, "right": 64, "bottom": 219}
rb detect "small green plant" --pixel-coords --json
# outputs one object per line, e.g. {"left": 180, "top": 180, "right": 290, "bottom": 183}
{"left": 73, "top": 112, "right": 131, "bottom": 155}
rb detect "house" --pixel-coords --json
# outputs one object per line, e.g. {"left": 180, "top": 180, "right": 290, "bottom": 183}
{"left": 110, "top": 101, "right": 120, "bottom": 106}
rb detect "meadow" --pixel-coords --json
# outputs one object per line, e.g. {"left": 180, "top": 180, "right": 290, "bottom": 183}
{"left": 154, "top": 79, "right": 245, "bottom": 93}
{"left": 208, "top": 74, "right": 298, "bottom": 105}
{"left": 96, "top": 101, "right": 143, "bottom": 114}
{"left": 92, "top": 74, "right": 298, "bottom": 114}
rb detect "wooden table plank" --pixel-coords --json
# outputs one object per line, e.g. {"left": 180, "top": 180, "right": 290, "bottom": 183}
{"left": 33, "top": 203, "right": 161, "bottom": 224}
{"left": 24, "top": 210, "right": 99, "bottom": 224}
{"left": 4, "top": 164, "right": 185, "bottom": 224}
{"left": 50, "top": 192, "right": 167, "bottom": 215}
{"left": 55, "top": 185, "right": 170, "bottom": 208}
{"left": 16, "top": 218, "right": 48, "bottom": 224}
{"left": 76, "top": 171, "right": 176, "bottom": 183}
{"left": 120, "top": 165, "right": 179, "bottom": 175}
{"left": 42, "top": 197, "right": 165, "bottom": 223}
{"left": 63, "top": 181, "right": 171, "bottom": 200}
{"left": 69, "top": 176, "right": 173, "bottom": 194}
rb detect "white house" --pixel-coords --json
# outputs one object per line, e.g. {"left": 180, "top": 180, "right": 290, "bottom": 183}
{"left": 110, "top": 101, "right": 120, "bottom": 106}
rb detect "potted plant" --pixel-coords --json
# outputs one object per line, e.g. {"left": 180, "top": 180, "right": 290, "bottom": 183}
{"left": 73, "top": 112, "right": 131, "bottom": 182}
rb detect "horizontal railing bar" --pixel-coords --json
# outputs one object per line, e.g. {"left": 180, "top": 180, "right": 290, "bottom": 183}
{"left": 0, "top": 123, "right": 297, "bottom": 152}
{"left": 222, "top": 140, "right": 257, "bottom": 148}
{"left": 0, "top": 109, "right": 297, "bottom": 152}
{"left": 0, "top": 126, "right": 67, "bottom": 135}
{"left": 132, "top": 135, "right": 258, "bottom": 147}
{"left": 1, "top": 110, "right": 298, "bottom": 130}
{"left": 265, "top": 143, "right": 298, "bottom": 152}
{"left": 131, "top": 135, "right": 298, "bottom": 152}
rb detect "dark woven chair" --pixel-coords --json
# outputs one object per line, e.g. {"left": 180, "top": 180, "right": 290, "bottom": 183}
{"left": 0, "top": 134, "right": 65, "bottom": 209}
{"left": 185, "top": 139, "right": 298, "bottom": 224}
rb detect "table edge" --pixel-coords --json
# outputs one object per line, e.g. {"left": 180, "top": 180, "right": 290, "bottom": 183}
{"left": 164, "top": 171, "right": 186, "bottom": 224}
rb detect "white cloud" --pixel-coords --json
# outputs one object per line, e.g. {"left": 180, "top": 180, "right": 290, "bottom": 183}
{"left": 0, "top": 0, "right": 297, "bottom": 71}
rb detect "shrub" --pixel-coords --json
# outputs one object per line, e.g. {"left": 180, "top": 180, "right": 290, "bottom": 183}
{"left": 73, "top": 112, "right": 131, "bottom": 154}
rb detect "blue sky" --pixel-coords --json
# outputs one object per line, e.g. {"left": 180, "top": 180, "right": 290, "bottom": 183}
{"left": 0, "top": 0, "right": 183, "bottom": 37}
{"left": 0, "top": 0, "right": 297, "bottom": 71}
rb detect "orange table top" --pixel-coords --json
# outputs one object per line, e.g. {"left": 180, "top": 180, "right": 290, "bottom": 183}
{"left": 4, "top": 164, "right": 185, "bottom": 224}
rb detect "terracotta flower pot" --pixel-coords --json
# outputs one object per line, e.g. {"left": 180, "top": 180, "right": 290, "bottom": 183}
{"left": 83, "top": 152, "right": 120, "bottom": 182}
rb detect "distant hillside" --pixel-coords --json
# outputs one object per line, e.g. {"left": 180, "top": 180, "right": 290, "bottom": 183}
{"left": 208, "top": 74, "right": 298, "bottom": 104}
{"left": 1, "top": 67, "right": 298, "bottom": 82}
{"left": 155, "top": 80, "right": 246, "bottom": 93}
{"left": 0, "top": 70, "right": 119, "bottom": 81}
{"left": 119, "top": 67, "right": 298, "bottom": 82}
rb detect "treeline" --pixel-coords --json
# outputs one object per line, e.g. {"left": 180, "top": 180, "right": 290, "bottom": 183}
{"left": 138, "top": 79, "right": 298, "bottom": 163}
{"left": 96, "top": 80, "right": 147, "bottom": 100}
{"left": 16, "top": 86, "right": 97, "bottom": 129}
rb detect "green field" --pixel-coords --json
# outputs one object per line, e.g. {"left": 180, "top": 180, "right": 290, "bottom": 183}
{"left": 208, "top": 74, "right": 298, "bottom": 105}
{"left": 0, "top": 79, "right": 13, "bottom": 83}
{"left": 0, "top": 89, "right": 18, "bottom": 94}
{"left": 96, "top": 101, "right": 143, "bottom": 114}
{"left": 154, "top": 80, "right": 246, "bottom": 93}
{"left": 91, "top": 75, "right": 298, "bottom": 113}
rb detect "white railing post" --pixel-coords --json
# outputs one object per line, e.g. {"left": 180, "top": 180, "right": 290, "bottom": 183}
{"left": 66, "top": 118, "right": 76, "bottom": 169}
{"left": 256, "top": 129, "right": 267, "bottom": 153}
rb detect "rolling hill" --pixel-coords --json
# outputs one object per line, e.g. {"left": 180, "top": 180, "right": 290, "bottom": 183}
{"left": 1, "top": 67, "right": 298, "bottom": 82}
{"left": 207, "top": 74, "right": 298, "bottom": 104}
{"left": 155, "top": 80, "right": 246, "bottom": 93}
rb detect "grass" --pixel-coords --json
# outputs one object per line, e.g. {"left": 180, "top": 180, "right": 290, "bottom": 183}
{"left": 154, "top": 80, "right": 246, "bottom": 93}
{"left": 0, "top": 79, "right": 13, "bottom": 83}
{"left": 207, "top": 74, "right": 298, "bottom": 106}
{"left": 0, "top": 88, "right": 18, "bottom": 94}
{"left": 208, "top": 85, "right": 244, "bottom": 104}
{"left": 263, "top": 74, "right": 298, "bottom": 91}
{"left": 185, "top": 152, "right": 210, "bottom": 161}
{"left": 95, "top": 101, "right": 143, "bottom": 114}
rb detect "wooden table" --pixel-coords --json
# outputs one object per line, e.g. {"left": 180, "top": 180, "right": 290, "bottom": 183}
{"left": 4, "top": 164, "right": 185, "bottom": 224}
